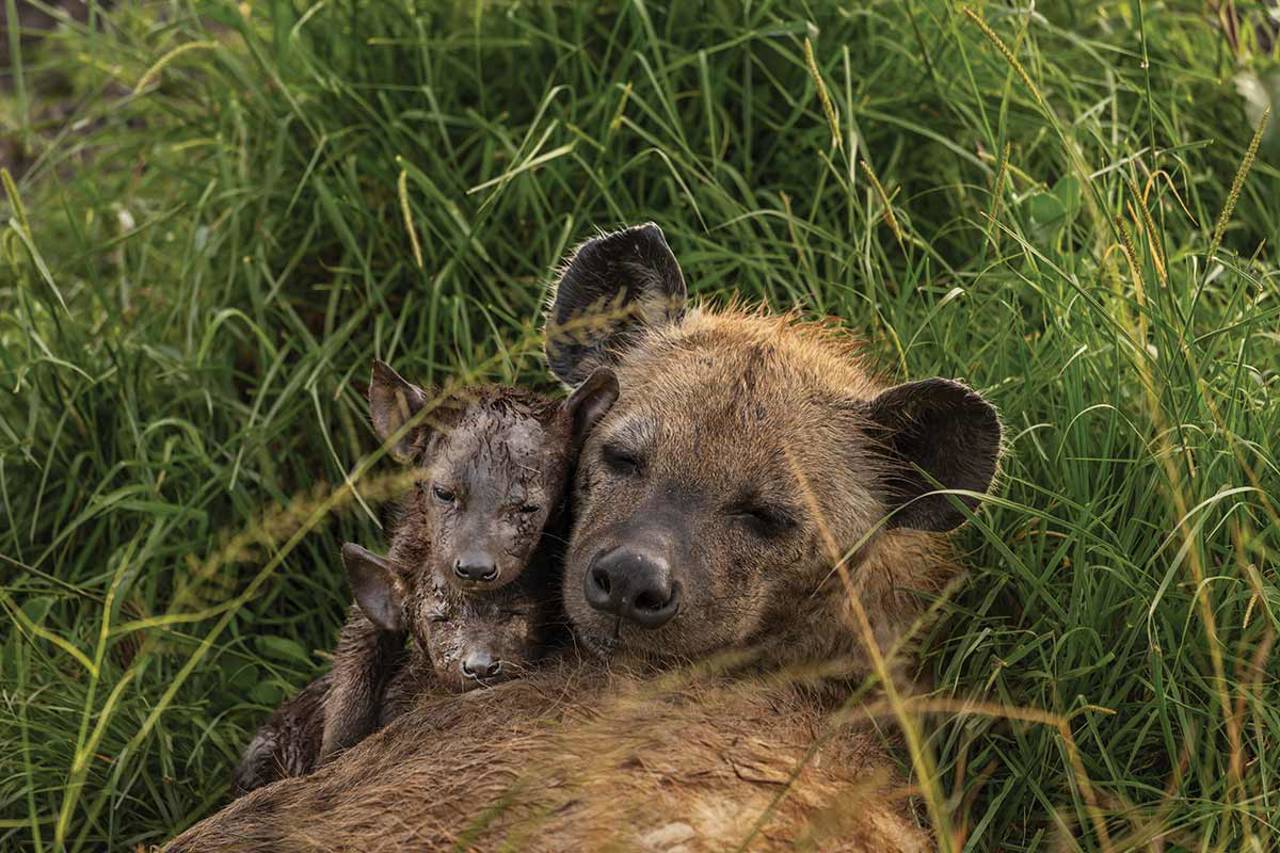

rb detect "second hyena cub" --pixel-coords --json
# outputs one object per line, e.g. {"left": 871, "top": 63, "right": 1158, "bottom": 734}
{"left": 231, "top": 545, "right": 556, "bottom": 797}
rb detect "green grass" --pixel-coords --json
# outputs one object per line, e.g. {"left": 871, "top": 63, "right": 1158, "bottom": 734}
{"left": 2, "top": 1, "right": 1278, "bottom": 849}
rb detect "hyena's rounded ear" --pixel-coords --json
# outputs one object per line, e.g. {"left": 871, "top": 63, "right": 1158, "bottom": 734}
{"left": 543, "top": 222, "right": 687, "bottom": 385}
{"left": 561, "top": 366, "right": 619, "bottom": 450}
{"left": 342, "top": 543, "right": 405, "bottom": 633}
{"left": 368, "top": 359, "right": 434, "bottom": 463}
{"left": 864, "top": 379, "right": 1002, "bottom": 532}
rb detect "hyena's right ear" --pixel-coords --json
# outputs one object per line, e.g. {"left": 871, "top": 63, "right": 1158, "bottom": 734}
{"left": 543, "top": 222, "right": 687, "bottom": 385}
{"left": 864, "top": 379, "right": 1003, "bottom": 532}
{"left": 341, "top": 543, "right": 406, "bottom": 633}
{"left": 369, "top": 359, "right": 432, "bottom": 463}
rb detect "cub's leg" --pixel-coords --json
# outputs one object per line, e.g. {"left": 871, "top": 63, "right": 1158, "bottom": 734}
{"left": 377, "top": 653, "right": 439, "bottom": 728}
{"left": 319, "top": 606, "right": 407, "bottom": 761}
{"left": 232, "top": 672, "right": 329, "bottom": 796}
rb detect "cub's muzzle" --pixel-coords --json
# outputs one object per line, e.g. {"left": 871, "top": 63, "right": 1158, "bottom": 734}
{"left": 460, "top": 649, "right": 505, "bottom": 684}
{"left": 453, "top": 551, "right": 499, "bottom": 584}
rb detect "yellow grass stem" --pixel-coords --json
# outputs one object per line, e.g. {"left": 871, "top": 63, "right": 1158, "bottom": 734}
{"left": 783, "top": 446, "right": 957, "bottom": 851}
{"left": 859, "top": 159, "right": 904, "bottom": 247}
{"left": 397, "top": 163, "right": 425, "bottom": 270}
{"left": 803, "top": 39, "right": 842, "bottom": 151}
{"left": 133, "top": 40, "right": 220, "bottom": 93}
{"left": 986, "top": 143, "right": 1011, "bottom": 251}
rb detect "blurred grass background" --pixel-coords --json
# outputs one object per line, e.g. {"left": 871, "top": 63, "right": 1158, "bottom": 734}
{"left": 1, "top": 1, "right": 1278, "bottom": 849}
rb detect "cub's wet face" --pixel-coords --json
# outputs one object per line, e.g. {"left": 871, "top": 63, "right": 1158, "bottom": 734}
{"left": 411, "top": 580, "right": 547, "bottom": 692}
{"left": 417, "top": 407, "right": 565, "bottom": 592}
{"left": 543, "top": 224, "right": 1003, "bottom": 664}
{"left": 342, "top": 543, "right": 552, "bottom": 693}
{"left": 365, "top": 361, "right": 618, "bottom": 594}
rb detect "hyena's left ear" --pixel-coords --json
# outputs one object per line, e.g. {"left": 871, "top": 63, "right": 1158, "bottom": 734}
{"left": 341, "top": 543, "right": 406, "bottom": 633}
{"left": 864, "top": 379, "right": 1003, "bottom": 532}
{"left": 543, "top": 222, "right": 687, "bottom": 386}
{"left": 560, "top": 366, "right": 619, "bottom": 450}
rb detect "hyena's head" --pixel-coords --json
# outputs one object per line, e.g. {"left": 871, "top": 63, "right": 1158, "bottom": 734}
{"left": 543, "top": 223, "right": 1003, "bottom": 663}
{"left": 366, "top": 361, "right": 616, "bottom": 593}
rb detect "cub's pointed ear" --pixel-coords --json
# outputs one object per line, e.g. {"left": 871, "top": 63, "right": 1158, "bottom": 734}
{"left": 865, "top": 379, "right": 1002, "bottom": 532}
{"left": 562, "top": 366, "right": 619, "bottom": 450}
{"left": 341, "top": 543, "right": 406, "bottom": 633}
{"left": 369, "top": 360, "right": 431, "bottom": 463}
{"left": 543, "top": 222, "right": 687, "bottom": 385}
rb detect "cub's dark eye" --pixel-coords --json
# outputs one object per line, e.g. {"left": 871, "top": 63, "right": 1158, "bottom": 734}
{"left": 518, "top": 504, "right": 541, "bottom": 515}
{"left": 431, "top": 484, "right": 456, "bottom": 504}
{"left": 729, "top": 503, "right": 796, "bottom": 538}
{"left": 428, "top": 611, "right": 452, "bottom": 624}
{"left": 602, "top": 444, "right": 643, "bottom": 477}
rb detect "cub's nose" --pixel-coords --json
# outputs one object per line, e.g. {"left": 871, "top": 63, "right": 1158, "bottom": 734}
{"left": 584, "top": 547, "right": 680, "bottom": 629}
{"left": 460, "top": 650, "right": 504, "bottom": 682}
{"left": 453, "top": 553, "right": 498, "bottom": 583}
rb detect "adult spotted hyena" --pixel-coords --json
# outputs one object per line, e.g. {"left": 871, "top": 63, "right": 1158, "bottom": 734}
{"left": 169, "top": 223, "right": 1001, "bottom": 851}
{"left": 547, "top": 224, "right": 1001, "bottom": 676}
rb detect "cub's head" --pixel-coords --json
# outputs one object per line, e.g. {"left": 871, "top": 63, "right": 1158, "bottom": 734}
{"left": 544, "top": 223, "right": 1003, "bottom": 662}
{"left": 342, "top": 542, "right": 556, "bottom": 692}
{"left": 367, "top": 361, "right": 616, "bottom": 592}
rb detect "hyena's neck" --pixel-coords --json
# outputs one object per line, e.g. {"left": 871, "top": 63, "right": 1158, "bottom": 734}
{"left": 748, "top": 531, "right": 962, "bottom": 689}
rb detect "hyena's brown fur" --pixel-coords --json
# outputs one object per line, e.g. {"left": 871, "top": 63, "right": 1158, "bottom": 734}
{"left": 175, "top": 224, "right": 1000, "bottom": 850}
{"left": 173, "top": 662, "right": 930, "bottom": 852}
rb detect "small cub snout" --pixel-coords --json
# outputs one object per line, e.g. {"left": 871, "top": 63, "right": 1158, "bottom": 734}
{"left": 453, "top": 553, "right": 499, "bottom": 583}
{"left": 584, "top": 547, "right": 680, "bottom": 629}
{"left": 460, "top": 650, "right": 504, "bottom": 682}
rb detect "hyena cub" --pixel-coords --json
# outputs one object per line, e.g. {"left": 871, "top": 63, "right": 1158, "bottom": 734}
{"left": 229, "top": 552, "right": 556, "bottom": 797}
{"left": 230, "top": 548, "right": 557, "bottom": 797}
{"left": 231, "top": 360, "right": 618, "bottom": 794}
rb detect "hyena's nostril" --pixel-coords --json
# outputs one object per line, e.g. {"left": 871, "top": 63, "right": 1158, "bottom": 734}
{"left": 633, "top": 588, "right": 666, "bottom": 612}
{"left": 584, "top": 561, "right": 614, "bottom": 611}
{"left": 630, "top": 581, "right": 679, "bottom": 629}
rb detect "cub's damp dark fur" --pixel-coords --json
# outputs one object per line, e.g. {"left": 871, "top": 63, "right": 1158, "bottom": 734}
{"left": 231, "top": 361, "right": 617, "bottom": 794}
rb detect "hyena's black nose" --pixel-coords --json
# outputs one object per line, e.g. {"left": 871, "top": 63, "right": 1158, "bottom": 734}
{"left": 585, "top": 547, "right": 680, "bottom": 629}
{"left": 460, "top": 650, "right": 503, "bottom": 681}
{"left": 454, "top": 553, "right": 498, "bottom": 583}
